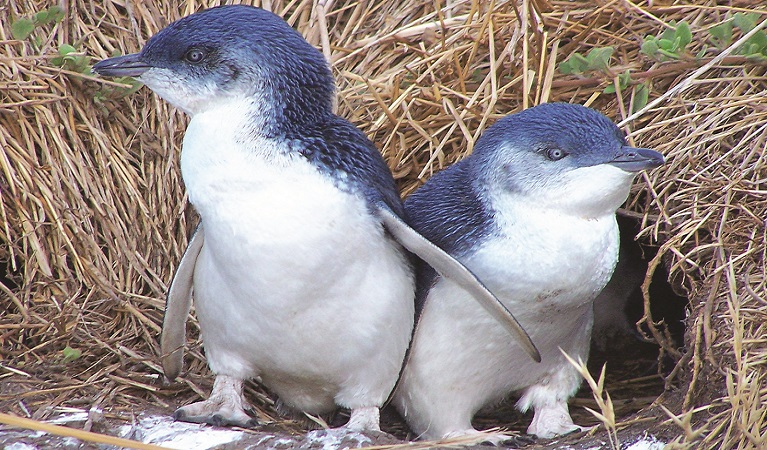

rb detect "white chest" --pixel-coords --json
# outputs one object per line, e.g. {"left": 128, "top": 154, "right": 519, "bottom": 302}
{"left": 176, "top": 105, "right": 415, "bottom": 400}
{"left": 181, "top": 108, "right": 356, "bottom": 239}
{"left": 466, "top": 204, "right": 619, "bottom": 325}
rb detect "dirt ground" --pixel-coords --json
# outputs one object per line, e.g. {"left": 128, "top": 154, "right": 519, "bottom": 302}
{"left": 0, "top": 336, "right": 679, "bottom": 449}
{"left": 0, "top": 400, "right": 673, "bottom": 450}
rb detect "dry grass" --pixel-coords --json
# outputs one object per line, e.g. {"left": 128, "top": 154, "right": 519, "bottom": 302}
{"left": 2, "top": 0, "right": 767, "bottom": 447}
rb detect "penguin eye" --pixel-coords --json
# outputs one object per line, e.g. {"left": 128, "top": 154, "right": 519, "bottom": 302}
{"left": 544, "top": 147, "right": 568, "bottom": 161}
{"left": 184, "top": 48, "right": 206, "bottom": 64}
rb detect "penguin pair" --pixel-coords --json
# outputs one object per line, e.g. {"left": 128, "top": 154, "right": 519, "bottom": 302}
{"left": 94, "top": 4, "right": 664, "bottom": 441}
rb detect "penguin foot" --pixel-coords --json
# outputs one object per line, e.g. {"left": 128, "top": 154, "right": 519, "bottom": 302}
{"left": 173, "top": 374, "right": 258, "bottom": 428}
{"left": 526, "top": 402, "right": 583, "bottom": 439}
{"left": 345, "top": 406, "right": 380, "bottom": 432}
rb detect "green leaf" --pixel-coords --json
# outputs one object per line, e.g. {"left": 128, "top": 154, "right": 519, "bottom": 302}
{"left": 34, "top": 10, "right": 50, "bottom": 25}
{"left": 733, "top": 12, "right": 757, "bottom": 33}
{"left": 660, "top": 24, "right": 677, "bottom": 42}
{"left": 48, "top": 5, "right": 65, "bottom": 24}
{"left": 658, "top": 48, "right": 681, "bottom": 59}
{"left": 571, "top": 53, "right": 589, "bottom": 70}
{"left": 559, "top": 60, "right": 574, "bottom": 74}
{"left": 117, "top": 77, "right": 144, "bottom": 95}
{"left": 58, "top": 43, "right": 76, "bottom": 56}
{"left": 745, "top": 31, "right": 767, "bottom": 54}
{"left": 632, "top": 84, "right": 649, "bottom": 113}
{"left": 604, "top": 70, "right": 632, "bottom": 95}
{"left": 62, "top": 346, "right": 81, "bottom": 363}
{"left": 71, "top": 55, "right": 92, "bottom": 73}
{"left": 561, "top": 52, "right": 590, "bottom": 74}
{"left": 11, "top": 18, "right": 35, "bottom": 40}
{"left": 676, "top": 21, "right": 692, "bottom": 50}
{"left": 640, "top": 39, "right": 659, "bottom": 56}
{"left": 618, "top": 70, "right": 632, "bottom": 89}
{"left": 586, "top": 46, "right": 614, "bottom": 70}
{"left": 658, "top": 38, "right": 675, "bottom": 51}
{"left": 34, "top": 6, "right": 65, "bottom": 25}
{"left": 709, "top": 21, "right": 733, "bottom": 48}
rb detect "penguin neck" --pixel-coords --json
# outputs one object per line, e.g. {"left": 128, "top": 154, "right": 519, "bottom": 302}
{"left": 256, "top": 81, "right": 333, "bottom": 137}
{"left": 190, "top": 83, "right": 333, "bottom": 140}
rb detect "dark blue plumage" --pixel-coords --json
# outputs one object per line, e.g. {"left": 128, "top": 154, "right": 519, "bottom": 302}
{"left": 288, "top": 116, "right": 405, "bottom": 217}
{"left": 139, "top": 6, "right": 336, "bottom": 134}
{"left": 404, "top": 159, "right": 494, "bottom": 311}
{"left": 94, "top": 4, "right": 404, "bottom": 217}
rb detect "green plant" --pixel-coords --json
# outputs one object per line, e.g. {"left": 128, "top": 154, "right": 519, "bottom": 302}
{"left": 51, "top": 44, "right": 92, "bottom": 74}
{"left": 11, "top": 7, "right": 143, "bottom": 99}
{"left": 603, "top": 71, "right": 650, "bottom": 114}
{"left": 10, "top": 5, "right": 65, "bottom": 42}
{"left": 93, "top": 75, "right": 144, "bottom": 103}
{"left": 641, "top": 21, "right": 692, "bottom": 60}
{"left": 706, "top": 14, "right": 766, "bottom": 58}
{"left": 631, "top": 82, "right": 650, "bottom": 114}
{"left": 558, "top": 46, "right": 649, "bottom": 113}
{"left": 732, "top": 13, "right": 767, "bottom": 58}
{"left": 708, "top": 21, "right": 733, "bottom": 49}
{"left": 559, "top": 46, "right": 614, "bottom": 75}
{"left": 61, "top": 346, "right": 81, "bottom": 364}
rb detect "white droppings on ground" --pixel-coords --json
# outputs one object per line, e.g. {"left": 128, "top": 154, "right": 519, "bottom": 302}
{"left": 273, "top": 437, "right": 300, "bottom": 447}
{"left": 625, "top": 436, "right": 665, "bottom": 450}
{"left": 45, "top": 412, "right": 88, "bottom": 424}
{"left": 120, "top": 415, "right": 245, "bottom": 449}
{"left": 555, "top": 435, "right": 665, "bottom": 450}
{"left": 3, "top": 443, "right": 38, "bottom": 450}
{"left": 305, "top": 428, "right": 372, "bottom": 450}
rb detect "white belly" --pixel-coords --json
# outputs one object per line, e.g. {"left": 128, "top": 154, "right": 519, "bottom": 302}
{"left": 396, "top": 207, "right": 618, "bottom": 435}
{"left": 180, "top": 110, "right": 414, "bottom": 413}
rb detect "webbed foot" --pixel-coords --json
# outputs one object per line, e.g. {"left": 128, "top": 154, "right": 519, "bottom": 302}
{"left": 344, "top": 406, "right": 380, "bottom": 432}
{"left": 173, "top": 375, "right": 258, "bottom": 428}
{"left": 526, "top": 402, "right": 584, "bottom": 439}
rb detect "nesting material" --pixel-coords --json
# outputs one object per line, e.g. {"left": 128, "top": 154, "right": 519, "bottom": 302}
{"left": 1, "top": 1, "right": 766, "bottom": 448}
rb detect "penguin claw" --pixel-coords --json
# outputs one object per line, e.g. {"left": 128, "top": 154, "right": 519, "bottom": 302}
{"left": 173, "top": 404, "right": 258, "bottom": 428}
{"left": 172, "top": 375, "right": 257, "bottom": 428}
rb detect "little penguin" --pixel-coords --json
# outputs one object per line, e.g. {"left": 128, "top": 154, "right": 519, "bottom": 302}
{"left": 392, "top": 103, "right": 665, "bottom": 441}
{"left": 92, "top": 5, "right": 539, "bottom": 431}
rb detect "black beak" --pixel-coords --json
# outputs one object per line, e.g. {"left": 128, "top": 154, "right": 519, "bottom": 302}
{"left": 608, "top": 147, "right": 665, "bottom": 173}
{"left": 92, "top": 53, "right": 150, "bottom": 77}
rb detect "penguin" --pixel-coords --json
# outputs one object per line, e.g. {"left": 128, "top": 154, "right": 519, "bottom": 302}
{"left": 92, "top": 5, "right": 538, "bottom": 431}
{"left": 393, "top": 103, "right": 665, "bottom": 440}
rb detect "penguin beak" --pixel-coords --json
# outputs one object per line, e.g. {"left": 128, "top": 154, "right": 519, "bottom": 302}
{"left": 92, "top": 53, "right": 151, "bottom": 77}
{"left": 608, "top": 147, "right": 665, "bottom": 173}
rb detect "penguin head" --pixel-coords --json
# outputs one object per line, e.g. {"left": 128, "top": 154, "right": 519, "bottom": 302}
{"left": 470, "top": 103, "right": 665, "bottom": 217}
{"left": 93, "top": 5, "right": 334, "bottom": 130}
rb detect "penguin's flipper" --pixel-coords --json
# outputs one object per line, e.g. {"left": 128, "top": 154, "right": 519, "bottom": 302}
{"left": 161, "top": 224, "right": 204, "bottom": 380}
{"left": 378, "top": 207, "right": 541, "bottom": 363}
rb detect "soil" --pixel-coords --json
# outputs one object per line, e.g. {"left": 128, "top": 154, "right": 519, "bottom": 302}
{"left": 0, "top": 335, "right": 677, "bottom": 449}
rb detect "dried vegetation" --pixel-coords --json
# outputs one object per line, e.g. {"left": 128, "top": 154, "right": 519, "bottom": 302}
{"left": 1, "top": 0, "right": 766, "bottom": 448}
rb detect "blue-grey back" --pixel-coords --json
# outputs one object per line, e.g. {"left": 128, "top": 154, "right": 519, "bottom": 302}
{"left": 404, "top": 159, "right": 495, "bottom": 310}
